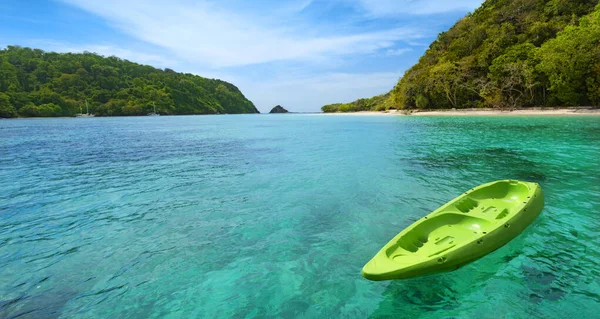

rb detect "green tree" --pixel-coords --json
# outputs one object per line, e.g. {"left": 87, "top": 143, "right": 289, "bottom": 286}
{"left": 37, "top": 103, "right": 62, "bottom": 117}
{"left": 324, "top": 0, "right": 600, "bottom": 110}
{"left": 0, "top": 92, "right": 17, "bottom": 118}
{"left": 488, "top": 43, "right": 540, "bottom": 107}
{"left": 0, "top": 46, "right": 259, "bottom": 117}
{"left": 537, "top": 7, "right": 600, "bottom": 105}
{"left": 18, "top": 103, "right": 38, "bottom": 117}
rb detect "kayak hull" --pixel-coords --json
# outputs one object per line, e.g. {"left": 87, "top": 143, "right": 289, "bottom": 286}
{"left": 362, "top": 180, "right": 544, "bottom": 281}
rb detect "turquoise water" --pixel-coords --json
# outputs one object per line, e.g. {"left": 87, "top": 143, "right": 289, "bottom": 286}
{"left": 1, "top": 115, "right": 599, "bottom": 318}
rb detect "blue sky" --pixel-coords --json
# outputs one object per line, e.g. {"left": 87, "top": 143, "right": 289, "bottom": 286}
{"left": 0, "top": 0, "right": 483, "bottom": 112}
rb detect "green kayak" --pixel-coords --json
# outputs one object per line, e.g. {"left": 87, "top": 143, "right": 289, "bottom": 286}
{"left": 362, "top": 180, "right": 544, "bottom": 281}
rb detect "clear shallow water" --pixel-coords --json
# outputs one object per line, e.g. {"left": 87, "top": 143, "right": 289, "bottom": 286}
{"left": 0, "top": 115, "right": 599, "bottom": 318}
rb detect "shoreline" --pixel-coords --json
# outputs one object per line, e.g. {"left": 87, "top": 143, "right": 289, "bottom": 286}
{"left": 3, "top": 108, "right": 600, "bottom": 119}
{"left": 319, "top": 107, "right": 600, "bottom": 116}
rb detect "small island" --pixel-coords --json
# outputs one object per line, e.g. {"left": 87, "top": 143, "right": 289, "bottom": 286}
{"left": 269, "top": 105, "right": 289, "bottom": 113}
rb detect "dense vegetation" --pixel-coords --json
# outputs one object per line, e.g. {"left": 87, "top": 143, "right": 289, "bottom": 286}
{"left": 0, "top": 46, "right": 258, "bottom": 118}
{"left": 323, "top": 0, "right": 600, "bottom": 112}
{"left": 321, "top": 93, "right": 393, "bottom": 113}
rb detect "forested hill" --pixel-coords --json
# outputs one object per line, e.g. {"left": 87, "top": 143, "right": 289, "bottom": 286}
{"left": 322, "top": 0, "right": 600, "bottom": 112}
{"left": 0, "top": 46, "right": 259, "bottom": 118}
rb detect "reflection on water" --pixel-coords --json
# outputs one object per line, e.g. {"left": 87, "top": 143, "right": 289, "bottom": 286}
{"left": 1, "top": 115, "right": 599, "bottom": 318}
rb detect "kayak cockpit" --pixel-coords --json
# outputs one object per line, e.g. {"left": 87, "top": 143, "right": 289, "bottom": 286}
{"left": 385, "top": 213, "right": 492, "bottom": 259}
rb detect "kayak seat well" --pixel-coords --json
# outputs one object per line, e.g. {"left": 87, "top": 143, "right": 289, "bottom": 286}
{"left": 455, "top": 197, "right": 479, "bottom": 213}
{"left": 464, "top": 181, "right": 531, "bottom": 221}
{"left": 386, "top": 213, "right": 492, "bottom": 261}
{"left": 469, "top": 180, "right": 530, "bottom": 202}
{"left": 495, "top": 208, "right": 509, "bottom": 219}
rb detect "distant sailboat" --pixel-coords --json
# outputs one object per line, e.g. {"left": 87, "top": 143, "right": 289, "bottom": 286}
{"left": 148, "top": 102, "right": 160, "bottom": 116}
{"left": 76, "top": 100, "right": 94, "bottom": 117}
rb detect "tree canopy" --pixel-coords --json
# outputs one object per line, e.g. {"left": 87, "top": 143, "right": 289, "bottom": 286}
{"left": 322, "top": 0, "right": 600, "bottom": 112}
{"left": 0, "top": 46, "right": 258, "bottom": 118}
{"left": 321, "top": 93, "right": 393, "bottom": 113}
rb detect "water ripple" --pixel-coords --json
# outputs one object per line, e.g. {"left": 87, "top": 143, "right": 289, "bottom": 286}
{"left": 1, "top": 115, "right": 599, "bottom": 318}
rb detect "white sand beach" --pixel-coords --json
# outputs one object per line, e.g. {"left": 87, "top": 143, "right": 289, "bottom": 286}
{"left": 319, "top": 108, "right": 600, "bottom": 116}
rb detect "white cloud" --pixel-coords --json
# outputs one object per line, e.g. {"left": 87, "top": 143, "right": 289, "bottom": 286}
{"left": 59, "top": 0, "right": 422, "bottom": 67}
{"left": 406, "top": 40, "right": 429, "bottom": 47}
{"left": 353, "top": 0, "right": 485, "bottom": 16}
{"left": 385, "top": 48, "right": 412, "bottom": 56}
